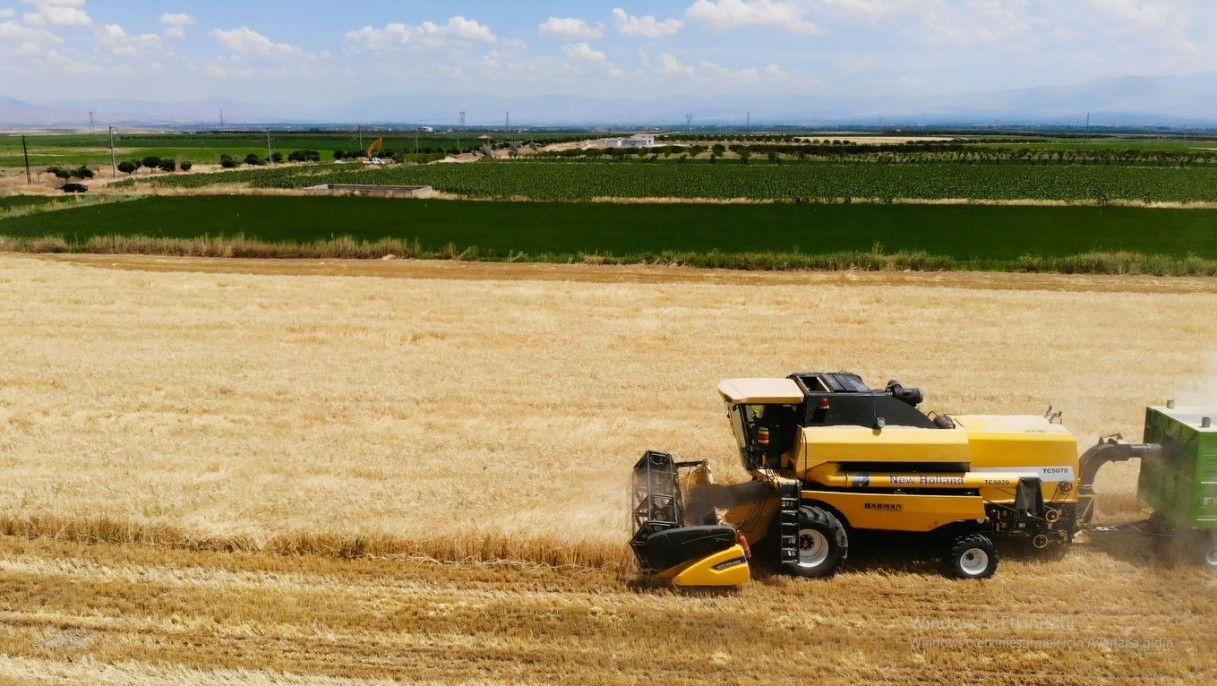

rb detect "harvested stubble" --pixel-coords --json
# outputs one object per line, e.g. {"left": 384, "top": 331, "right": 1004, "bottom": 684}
{"left": 0, "top": 255, "right": 1215, "bottom": 684}
{"left": 1, "top": 255, "right": 1215, "bottom": 561}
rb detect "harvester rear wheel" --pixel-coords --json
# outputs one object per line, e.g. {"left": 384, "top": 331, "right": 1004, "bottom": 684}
{"left": 783, "top": 506, "right": 848, "bottom": 579}
{"left": 944, "top": 533, "right": 998, "bottom": 579}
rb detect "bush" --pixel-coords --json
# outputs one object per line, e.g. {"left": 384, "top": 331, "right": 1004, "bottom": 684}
{"left": 158, "top": 159, "right": 177, "bottom": 173}
{"left": 245, "top": 153, "right": 265, "bottom": 166}
{"left": 289, "top": 150, "right": 321, "bottom": 163}
{"left": 219, "top": 155, "right": 239, "bottom": 169}
{"left": 142, "top": 156, "right": 162, "bottom": 170}
{"left": 117, "top": 161, "right": 139, "bottom": 175}
{"left": 180, "top": 161, "right": 193, "bottom": 171}
{"left": 271, "top": 152, "right": 284, "bottom": 164}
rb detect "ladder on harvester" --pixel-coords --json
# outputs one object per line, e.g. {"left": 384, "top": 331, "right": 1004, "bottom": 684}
{"left": 778, "top": 481, "right": 800, "bottom": 565}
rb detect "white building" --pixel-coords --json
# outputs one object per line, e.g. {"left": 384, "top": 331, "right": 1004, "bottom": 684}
{"left": 604, "top": 134, "right": 655, "bottom": 149}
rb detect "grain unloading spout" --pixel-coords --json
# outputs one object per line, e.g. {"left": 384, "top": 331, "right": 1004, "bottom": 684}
{"left": 1078, "top": 436, "right": 1160, "bottom": 527}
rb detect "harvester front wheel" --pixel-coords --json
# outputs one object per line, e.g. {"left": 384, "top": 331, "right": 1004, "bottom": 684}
{"left": 784, "top": 506, "right": 848, "bottom": 579}
{"left": 944, "top": 533, "right": 998, "bottom": 579}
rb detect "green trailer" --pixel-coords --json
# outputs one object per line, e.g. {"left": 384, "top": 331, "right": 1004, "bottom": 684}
{"left": 1139, "top": 404, "right": 1217, "bottom": 565}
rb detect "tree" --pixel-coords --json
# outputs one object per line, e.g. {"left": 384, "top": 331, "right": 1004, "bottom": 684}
{"left": 244, "top": 153, "right": 264, "bottom": 166}
{"left": 180, "top": 161, "right": 193, "bottom": 171}
{"left": 46, "top": 166, "right": 71, "bottom": 181}
{"left": 711, "top": 143, "right": 726, "bottom": 156}
{"left": 117, "top": 161, "right": 139, "bottom": 175}
{"left": 158, "top": 159, "right": 177, "bottom": 173}
{"left": 142, "top": 155, "right": 162, "bottom": 170}
{"left": 270, "top": 152, "right": 284, "bottom": 164}
{"left": 219, "top": 154, "right": 239, "bottom": 169}
{"left": 73, "top": 165, "right": 95, "bottom": 179}
{"left": 333, "top": 150, "right": 346, "bottom": 161}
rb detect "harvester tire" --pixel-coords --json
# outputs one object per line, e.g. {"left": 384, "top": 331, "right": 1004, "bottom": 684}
{"left": 944, "top": 533, "right": 998, "bottom": 579}
{"left": 784, "top": 506, "right": 848, "bottom": 579}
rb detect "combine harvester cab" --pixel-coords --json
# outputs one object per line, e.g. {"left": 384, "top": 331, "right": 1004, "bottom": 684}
{"left": 631, "top": 372, "right": 1087, "bottom": 586}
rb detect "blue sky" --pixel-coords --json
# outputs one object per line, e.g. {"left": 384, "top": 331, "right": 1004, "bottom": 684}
{"left": 1, "top": 1, "right": 1213, "bottom": 106}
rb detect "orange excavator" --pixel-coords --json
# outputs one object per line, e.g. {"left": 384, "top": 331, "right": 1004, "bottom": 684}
{"left": 363, "top": 137, "right": 385, "bottom": 165}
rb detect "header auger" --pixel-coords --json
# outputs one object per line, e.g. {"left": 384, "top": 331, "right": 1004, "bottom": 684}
{"left": 629, "top": 371, "right": 1217, "bottom": 587}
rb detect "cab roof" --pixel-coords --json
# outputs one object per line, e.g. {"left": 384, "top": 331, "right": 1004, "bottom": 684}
{"left": 718, "top": 378, "right": 804, "bottom": 405}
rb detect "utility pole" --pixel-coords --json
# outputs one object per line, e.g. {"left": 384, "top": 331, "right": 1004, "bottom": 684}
{"left": 745, "top": 112, "right": 751, "bottom": 142}
{"left": 109, "top": 126, "right": 117, "bottom": 177}
{"left": 89, "top": 111, "right": 95, "bottom": 135}
{"left": 686, "top": 113, "right": 692, "bottom": 134}
{"left": 414, "top": 128, "right": 419, "bottom": 155}
{"left": 266, "top": 128, "right": 272, "bottom": 163}
{"left": 21, "top": 135, "right": 32, "bottom": 185}
{"left": 219, "top": 108, "right": 224, "bottom": 128}
{"left": 358, "top": 126, "right": 363, "bottom": 150}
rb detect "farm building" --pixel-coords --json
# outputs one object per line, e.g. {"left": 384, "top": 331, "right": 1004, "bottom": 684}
{"left": 604, "top": 134, "right": 655, "bottom": 149}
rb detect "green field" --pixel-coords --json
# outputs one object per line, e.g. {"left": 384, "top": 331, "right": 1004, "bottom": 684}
{"left": 0, "top": 131, "right": 587, "bottom": 169}
{"left": 0, "top": 195, "right": 69, "bottom": 211}
{"left": 3, "top": 195, "right": 1217, "bottom": 273}
{"left": 117, "top": 160, "right": 1217, "bottom": 204}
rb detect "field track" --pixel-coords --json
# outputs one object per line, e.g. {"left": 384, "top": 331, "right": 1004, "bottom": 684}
{"left": 1, "top": 254, "right": 1215, "bottom": 684}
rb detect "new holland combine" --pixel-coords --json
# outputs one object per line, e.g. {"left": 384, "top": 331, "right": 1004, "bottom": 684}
{"left": 629, "top": 372, "right": 1217, "bottom": 587}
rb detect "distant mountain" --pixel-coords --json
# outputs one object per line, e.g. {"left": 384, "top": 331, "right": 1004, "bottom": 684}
{"left": 3, "top": 72, "right": 1216, "bottom": 128}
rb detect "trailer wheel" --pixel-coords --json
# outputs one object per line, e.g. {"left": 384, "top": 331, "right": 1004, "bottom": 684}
{"left": 783, "top": 506, "right": 848, "bottom": 579}
{"left": 1202, "top": 536, "right": 1217, "bottom": 569}
{"left": 944, "top": 533, "right": 999, "bottom": 579}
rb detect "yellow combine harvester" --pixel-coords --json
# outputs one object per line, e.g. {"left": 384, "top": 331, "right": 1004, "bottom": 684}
{"left": 630, "top": 371, "right": 1105, "bottom": 586}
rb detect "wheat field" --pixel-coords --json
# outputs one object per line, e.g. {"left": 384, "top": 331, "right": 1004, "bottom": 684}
{"left": 0, "top": 254, "right": 1214, "bottom": 684}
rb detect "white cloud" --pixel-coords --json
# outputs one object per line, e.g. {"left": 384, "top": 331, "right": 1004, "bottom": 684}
{"left": 0, "top": 9, "right": 14, "bottom": 18}
{"left": 562, "top": 41, "right": 607, "bottom": 62}
{"left": 922, "top": 0, "right": 1029, "bottom": 46}
{"left": 612, "top": 8, "right": 684, "bottom": 37}
{"left": 816, "top": 0, "right": 918, "bottom": 18}
{"left": 160, "top": 12, "right": 195, "bottom": 39}
{"left": 1084, "top": 0, "right": 1185, "bottom": 31}
{"left": 210, "top": 26, "right": 301, "bottom": 57}
{"left": 656, "top": 52, "right": 694, "bottom": 76}
{"left": 100, "top": 23, "right": 162, "bottom": 56}
{"left": 47, "top": 47, "right": 99, "bottom": 72}
{"left": 22, "top": 0, "right": 90, "bottom": 27}
{"left": 685, "top": 0, "right": 823, "bottom": 35}
{"left": 0, "top": 18, "right": 61, "bottom": 55}
{"left": 700, "top": 59, "right": 761, "bottom": 82}
{"left": 538, "top": 17, "right": 602, "bottom": 40}
{"left": 346, "top": 16, "right": 497, "bottom": 51}
{"left": 764, "top": 63, "right": 789, "bottom": 80}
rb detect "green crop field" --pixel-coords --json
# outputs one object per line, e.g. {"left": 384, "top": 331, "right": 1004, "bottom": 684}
{"left": 4, "top": 195, "right": 1217, "bottom": 273}
{"left": 0, "top": 195, "right": 71, "bottom": 212}
{"left": 0, "top": 131, "right": 588, "bottom": 169}
{"left": 117, "top": 160, "right": 1217, "bottom": 204}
